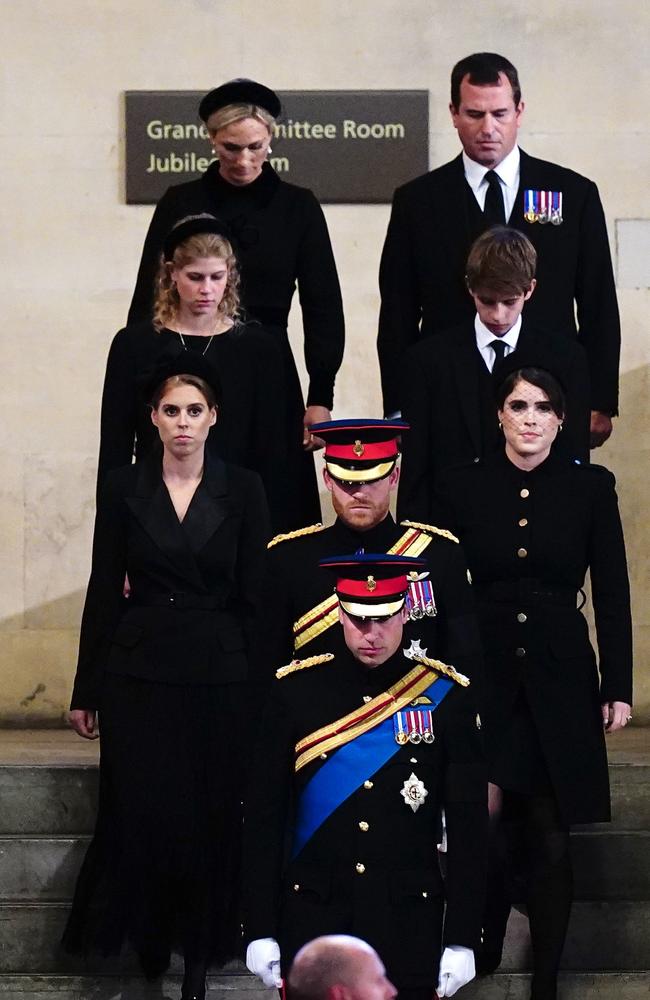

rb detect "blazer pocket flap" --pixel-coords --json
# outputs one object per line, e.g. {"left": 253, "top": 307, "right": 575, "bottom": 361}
{"left": 215, "top": 626, "right": 246, "bottom": 653}
{"left": 287, "top": 866, "right": 331, "bottom": 902}
{"left": 111, "top": 622, "right": 145, "bottom": 648}
{"left": 390, "top": 868, "right": 442, "bottom": 901}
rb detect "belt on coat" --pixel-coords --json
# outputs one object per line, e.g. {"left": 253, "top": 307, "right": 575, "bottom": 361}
{"left": 128, "top": 592, "right": 226, "bottom": 610}
{"left": 475, "top": 580, "right": 583, "bottom": 607}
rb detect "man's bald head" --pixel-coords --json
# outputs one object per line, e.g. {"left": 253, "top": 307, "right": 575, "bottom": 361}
{"left": 287, "top": 936, "right": 396, "bottom": 1000}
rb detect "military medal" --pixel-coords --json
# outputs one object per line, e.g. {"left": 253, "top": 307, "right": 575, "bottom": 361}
{"left": 550, "top": 190, "right": 563, "bottom": 225}
{"left": 538, "top": 190, "right": 549, "bottom": 224}
{"left": 406, "top": 571, "right": 437, "bottom": 620}
{"left": 524, "top": 189, "right": 537, "bottom": 223}
{"left": 394, "top": 707, "right": 434, "bottom": 745}
{"left": 400, "top": 772, "right": 428, "bottom": 813}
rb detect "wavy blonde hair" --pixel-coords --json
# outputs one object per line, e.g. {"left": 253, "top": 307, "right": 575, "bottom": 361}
{"left": 153, "top": 229, "right": 241, "bottom": 331}
{"left": 205, "top": 103, "right": 275, "bottom": 138}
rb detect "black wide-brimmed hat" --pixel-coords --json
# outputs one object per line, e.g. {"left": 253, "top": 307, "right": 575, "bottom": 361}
{"left": 198, "top": 78, "right": 281, "bottom": 123}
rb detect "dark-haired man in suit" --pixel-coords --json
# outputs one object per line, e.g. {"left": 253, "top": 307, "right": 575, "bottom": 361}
{"left": 378, "top": 51, "right": 619, "bottom": 448}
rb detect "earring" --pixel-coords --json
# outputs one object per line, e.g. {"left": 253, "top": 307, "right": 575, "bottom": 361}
{"left": 498, "top": 421, "right": 503, "bottom": 430}
{"left": 558, "top": 423, "right": 563, "bottom": 432}
{"left": 267, "top": 147, "right": 273, "bottom": 156}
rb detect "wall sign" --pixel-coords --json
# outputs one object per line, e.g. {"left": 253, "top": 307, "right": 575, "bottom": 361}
{"left": 125, "top": 90, "right": 429, "bottom": 204}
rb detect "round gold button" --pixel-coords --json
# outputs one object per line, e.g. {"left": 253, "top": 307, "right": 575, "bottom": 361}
{"left": 320, "top": 752, "right": 328, "bottom": 759}
{"left": 517, "top": 547, "right": 528, "bottom": 558}
{"left": 519, "top": 518, "right": 528, "bottom": 527}
{"left": 363, "top": 780, "right": 373, "bottom": 790}
{"left": 359, "top": 821, "right": 369, "bottom": 832}
{"left": 362, "top": 695, "right": 372, "bottom": 704}
{"left": 293, "top": 883, "right": 300, "bottom": 891}
{"left": 520, "top": 488, "right": 530, "bottom": 498}
{"left": 517, "top": 613, "right": 527, "bottom": 623}
{"left": 516, "top": 647, "right": 526, "bottom": 657}
{"left": 355, "top": 862, "right": 366, "bottom": 874}
{"left": 422, "top": 891, "right": 428, "bottom": 898}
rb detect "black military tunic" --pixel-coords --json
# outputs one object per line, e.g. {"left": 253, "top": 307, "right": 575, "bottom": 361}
{"left": 436, "top": 450, "right": 633, "bottom": 824}
{"left": 244, "top": 646, "right": 487, "bottom": 989}
{"left": 265, "top": 514, "right": 482, "bottom": 686}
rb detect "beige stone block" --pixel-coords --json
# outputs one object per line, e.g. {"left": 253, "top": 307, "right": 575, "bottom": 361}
{"left": 0, "top": 455, "right": 25, "bottom": 629}
{"left": 24, "top": 454, "right": 95, "bottom": 630}
{"left": 0, "top": 629, "right": 78, "bottom": 725}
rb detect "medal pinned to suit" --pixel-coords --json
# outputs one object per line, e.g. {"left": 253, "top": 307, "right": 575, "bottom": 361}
{"left": 405, "top": 570, "right": 437, "bottom": 620}
{"left": 524, "top": 189, "right": 563, "bottom": 225}
{"left": 400, "top": 772, "right": 428, "bottom": 812}
{"left": 393, "top": 707, "right": 435, "bottom": 745}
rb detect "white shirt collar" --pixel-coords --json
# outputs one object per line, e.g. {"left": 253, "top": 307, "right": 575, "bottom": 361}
{"left": 474, "top": 312, "right": 522, "bottom": 351}
{"left": 462, "top": 145, "right": 520, "bottom": 193}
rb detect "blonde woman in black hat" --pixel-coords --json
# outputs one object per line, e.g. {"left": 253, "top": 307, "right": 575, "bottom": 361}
{"left": 128, "top": 79, "right": 345, "bottom": 526}
{"left": 99, "top": 214, "right": 289, "bottom": 530}
{"left": 63, "top": 353, "right": 269, "bottom": 1000}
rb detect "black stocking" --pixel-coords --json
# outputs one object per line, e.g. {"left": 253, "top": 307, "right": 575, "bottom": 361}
{"left": 523, "top": 794, "right": 572, "bottom": 1000}
{"left": 181, "top": 955, "right": 208, "bottom": 1000}
{"left": 477, "top": 784, "right": 512, "bottom": 974}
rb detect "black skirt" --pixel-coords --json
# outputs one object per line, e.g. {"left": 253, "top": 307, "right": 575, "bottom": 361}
{"left": 487, "top": 691, "right": 554, "bottom": 798}
{"left": 62, "top": 673, "right": 245, "bottom": 978}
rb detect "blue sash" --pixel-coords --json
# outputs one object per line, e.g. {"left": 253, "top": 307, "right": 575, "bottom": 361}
{"left": 292, "top": 677, "right": 453, "bottom": 858}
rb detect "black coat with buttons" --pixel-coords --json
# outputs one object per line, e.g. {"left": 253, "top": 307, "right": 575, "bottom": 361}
{"left": 244, "top": 647, "right": 487, "bottom": 988}
{"left": 435, "top": 450, "right": 632, "bottom": 824}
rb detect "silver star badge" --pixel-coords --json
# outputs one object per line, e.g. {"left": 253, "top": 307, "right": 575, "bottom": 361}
{"left": 403, "top": 639, "right": 428, "bottom": 661}
{"left": 400, "top": 772, "right": 428, "bottom": 813}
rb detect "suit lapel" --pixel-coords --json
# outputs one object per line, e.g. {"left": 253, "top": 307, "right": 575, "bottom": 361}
{"left": 181, "top": 454, "right": 230, "bottom": 555}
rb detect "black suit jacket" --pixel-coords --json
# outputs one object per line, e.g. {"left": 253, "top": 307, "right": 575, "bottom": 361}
{"left": 397, "top": 320, "right": 591, "bottom": 522}
{"left": 71, "top": 452, "right": 270, "bottom": 709}
{"left": 378, "top": 149, "right": 620, "bottom": 415}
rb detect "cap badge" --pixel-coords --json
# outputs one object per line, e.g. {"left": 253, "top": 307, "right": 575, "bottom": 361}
{"left": 353, "top": 440, "right": 365, "bottom": 457}
{"left": 366, "top": 575, "right": 377, "bottom": 592}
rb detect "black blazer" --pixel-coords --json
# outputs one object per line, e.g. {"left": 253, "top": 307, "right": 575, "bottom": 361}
{"left": 244, "top": 649, "right": 486, "bottom": 987}
{"left": 127, "top": 162, "right": 344, "bottom": 410}
{"left": 435, "top": 451, "right": 632, "bottom": 824}
{"left": 397, "top": 319, "right": 591, "bottom": 521}
{"left": 378, "top": 149, "right": 620, "bottom": 415}
{"left": 71, "top": 452, "right": 270, "bottom": 709}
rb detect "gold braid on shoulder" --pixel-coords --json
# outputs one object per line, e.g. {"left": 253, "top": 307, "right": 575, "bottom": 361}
{"left": 276, "top": 652, "right": 335, "bottom": 679}
{"left": 400, "top": 519, "right": 459, "bottom": 544}
{"left": 268, "top": 523, "right": 325, "bottom": 549}
{"left": 412, "top": 653, "right": 470, "bottom": 687}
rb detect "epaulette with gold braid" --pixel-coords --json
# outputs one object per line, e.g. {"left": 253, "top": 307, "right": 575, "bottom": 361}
{"left": 400, "top": 520, "right": 459, "bottom": 544}
{"left": 268, "top": 523, "right": 325, "bottom": 549}
{"left": 409, "top": 652, "right": 470, "bottom": 687}
{"left": 276, "top": 652, "right": 335, "bottom": 679}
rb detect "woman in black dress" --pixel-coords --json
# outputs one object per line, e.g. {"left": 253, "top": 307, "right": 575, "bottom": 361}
{"left": 64, "top": 353, "right": 270, "bottom": 999}
{"left": 99, "top": 214, "right": 289, "bottom": 530}
{"left": 128, "top": 79, "right": 345, "bottom": 525}
{"left": 436, "top": 367, "right": 633, "bottom": 1000}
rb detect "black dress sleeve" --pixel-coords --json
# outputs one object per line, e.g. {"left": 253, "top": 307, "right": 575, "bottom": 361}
{"left": 127, "top": 190, "right": 177, "bottom": 324}
{"left": 234, "top": 470, "right": 272, "bottom": 672}
{"left": 71, "top": 473, "right": 129, "bottom": 710}
{"left": 587, "top": 469, "right": 633, "bottom": 704}
{"left": 295, "top": 191, "right": 345, "bottom": 410}
{"left": 96, "top": 328, "right": 140, "bottom": 499}
{"left": 378, "top": 185, "right": 422, "bottom": 416}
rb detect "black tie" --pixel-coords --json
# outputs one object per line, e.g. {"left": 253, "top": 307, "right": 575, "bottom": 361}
{"left": 489, "top": 339, "right": 507, "bottom": 376}
{"left": 483, "top": 170, "right": 506, "bottom": 226}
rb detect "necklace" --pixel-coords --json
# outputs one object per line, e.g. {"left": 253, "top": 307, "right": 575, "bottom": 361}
{"left": 177, "top": 330, "right": 214, "bottom": 356}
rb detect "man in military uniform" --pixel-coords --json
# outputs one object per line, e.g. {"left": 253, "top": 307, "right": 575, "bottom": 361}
{"left": 245, "top": 554, "right": 487, "bottom": 999}
{"left": 264, "top": 419, "right": 481, "bottom": 690}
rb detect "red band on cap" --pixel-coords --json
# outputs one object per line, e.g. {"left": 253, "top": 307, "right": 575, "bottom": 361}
{"left": 336, "top": 574, "right": 408, "bottom": 599}
{"left": 325, "top": 441, "right": 399, "bottom": 461}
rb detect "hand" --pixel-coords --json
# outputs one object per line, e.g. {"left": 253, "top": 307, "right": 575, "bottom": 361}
{"left": 246, "top": 938, "right": 282, "bottom": 988}
{"left": 303, "top": 405, "right": 331, "bottom": 451}
{"left": 68, "top": 709, "right": 99, "bottom": 740}
{"left": 602, "top": 701, "right": 632, "bottom": 733}
{"left": 437, "top": 946, "right": 475, "bottom": 997}
{"left": 590, "top": 411, "right": 613, "bottom": 448}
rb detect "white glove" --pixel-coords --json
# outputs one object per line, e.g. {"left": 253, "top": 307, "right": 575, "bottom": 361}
{"left": 437, "top": 945, "right": 475, "bottom": 997}
{"left": 246, "top": 938, "right": 282, "bottom": 989}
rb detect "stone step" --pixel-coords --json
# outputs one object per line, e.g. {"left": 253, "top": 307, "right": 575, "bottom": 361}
{"left": 0, "top": 972, "right": 648, "bottom": 1000}
{"left": 0, "top": 901, "right": 648, "bottom": 975}
{"left": 1, "top": 761, "right": 648, "bottom": 835}
{"left": 2, "top": 830, "right": 648, "bottom": 904}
